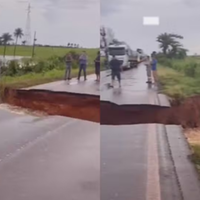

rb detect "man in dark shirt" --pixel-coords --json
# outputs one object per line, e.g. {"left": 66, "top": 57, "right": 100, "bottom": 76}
{"left": 64, "top": 53, "right": 73, "bottom": 80}
{"left": 109, "top": 55, "right": 122, "bottom": 88}
{"left": 94, "top": 51, "right": 100, "bottom": 82}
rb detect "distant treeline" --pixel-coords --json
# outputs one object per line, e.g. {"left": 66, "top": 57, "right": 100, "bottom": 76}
{"left": 2, "top": 44, "right": 83, "bottom": 48}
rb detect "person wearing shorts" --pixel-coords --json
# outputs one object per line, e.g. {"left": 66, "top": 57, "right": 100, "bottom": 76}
{"left": 109, "top": 55, "right": 121, "bottom": 88}
{"left": 145, "top": 56, "right": 152, "bottom": 83}
{"left": 151, "top": 54, "right": 158, "bottom": 85}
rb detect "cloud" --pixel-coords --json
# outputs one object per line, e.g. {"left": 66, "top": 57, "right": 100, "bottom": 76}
{"left": 101, "top": 0, "right": 139, "bottom": 16}
{"left": 182, "top": 0, "right": 200, "bottom": 7}
{"left": 0, "top": 0, "right": 99, "bottom": 47}
{"left": 101, "top": 0, "right": 200, "bottom": 54}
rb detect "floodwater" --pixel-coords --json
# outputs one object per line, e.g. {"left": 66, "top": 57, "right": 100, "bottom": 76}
{"left": 0, "top": 55, "right": 31, "bottom": 61}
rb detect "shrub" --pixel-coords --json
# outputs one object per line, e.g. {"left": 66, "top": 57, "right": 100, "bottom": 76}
{"left": 5, "top": 61, "right": 20, "bottom": 76}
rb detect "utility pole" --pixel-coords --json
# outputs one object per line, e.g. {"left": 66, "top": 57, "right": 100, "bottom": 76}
{"left": 32, "top": 31, "right": 37, "bottom": 58}
{"left": 24, "top": 3, "right": 32, "bottom": 46}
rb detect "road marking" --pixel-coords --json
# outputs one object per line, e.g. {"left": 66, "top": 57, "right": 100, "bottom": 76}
{"left": 146, "top": 124, "right": 161, "bottom": 200}
{"left": 146, "top": 93, "right": 161, "bottom": 200}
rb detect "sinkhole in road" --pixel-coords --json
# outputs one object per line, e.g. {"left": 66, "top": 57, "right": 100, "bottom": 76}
{"left": 3, "top": 87, "right": 200, "bottom": 128}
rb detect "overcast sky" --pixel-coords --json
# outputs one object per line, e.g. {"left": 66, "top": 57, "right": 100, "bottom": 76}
{"left": 101, "top": 0, "right": 200, "bottom": 55}
{"left": 0, "top": 0, "right": 99, "bottom": 47}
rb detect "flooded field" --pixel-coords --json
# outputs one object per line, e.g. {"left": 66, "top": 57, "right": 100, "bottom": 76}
{"left": 0, "top": 55, "right": 31, "bottom": 61}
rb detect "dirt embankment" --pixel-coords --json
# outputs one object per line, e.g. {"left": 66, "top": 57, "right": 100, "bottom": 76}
{"left": 3, "top": 87, "right": 200, "bottom": 127}
{"left": 3, "top": 88, "right": 100, "bottom": 123}
{"left": 101, "top": 97, "right": 200, "bottom": 127}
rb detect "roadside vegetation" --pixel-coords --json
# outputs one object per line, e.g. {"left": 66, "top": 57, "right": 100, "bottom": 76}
{"left": 156, "top": 32, "right": 200, "bottom": 172}
{"left": 0, "top": 45, "right": 97, "bottom": 59}
{"left": 0, "top": 27, "right": 99, "bottom": 95}
{"left": 0, "top": 49, "right": 98, "bottom": 96}
{"left": 155, "top": 32, "right": 200, "bottom": 100}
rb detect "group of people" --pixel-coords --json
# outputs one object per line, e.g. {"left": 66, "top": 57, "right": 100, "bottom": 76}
{"left": 64, "top": 51, "right": 100, "bottom": 82}
{"left": 64, "top": 51, "right": 158, "bottom": 88}
{"left": 108, "top": 53, "right": 158, "bottom": 88}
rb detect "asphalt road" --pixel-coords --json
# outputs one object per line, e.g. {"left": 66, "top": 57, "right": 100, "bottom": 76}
{"left": 0, "top": 74, "right": 100, "bottom": 200}
{"left": 1, "top": 66, "right": 200, "bottom": 200}
{"left": 100, "top": 65, "right": 200, "bottom": 200}
{"left": 27, "top": 74, "right": 100, "bottom": 95}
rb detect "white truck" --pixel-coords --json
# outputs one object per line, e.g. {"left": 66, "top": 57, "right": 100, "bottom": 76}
{"left": 108, "top": 44, "right": 141, "bottom": 69}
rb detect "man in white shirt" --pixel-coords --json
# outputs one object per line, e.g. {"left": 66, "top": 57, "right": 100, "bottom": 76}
{"left": 144, "top": 56, "right": 152, "bottom": 83}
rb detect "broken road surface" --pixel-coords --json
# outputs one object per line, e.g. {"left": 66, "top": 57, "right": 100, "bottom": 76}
{"left": 0, "top": 75, "right": 99, "bottom": 200}
{"left": 100, "top": 65, "right": 200, "bottom": 200}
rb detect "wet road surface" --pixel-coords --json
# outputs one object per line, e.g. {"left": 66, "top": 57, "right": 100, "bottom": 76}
{"left": 100, "top": 65, "right": 200, "bottom": 200}
{"left": 0, "top": 75, "right": 100, "bottom": 200}
{"left": 27, "top": 74, "right": 99, "bottom": 95}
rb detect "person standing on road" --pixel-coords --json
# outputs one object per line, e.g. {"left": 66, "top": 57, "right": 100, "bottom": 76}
{"left": 145, "top": 56, "right": 152, "bottom": 83}
{"left": 64, "top": 53, "right": 73, "bottom": 80}
{"left": 78, "top": 51, "right": 88, "bottom": 81}
{"left": 94, "top": 51, "right": 100, "bottom": 82}
{"left": 151, "top": 54, "right": 158, "bottom": 85}
{"left": 109, "top": 55, "right": 122, "bottom": 88}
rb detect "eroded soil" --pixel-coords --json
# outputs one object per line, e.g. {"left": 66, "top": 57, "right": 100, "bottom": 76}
{"left": 3, "top": 87, "right": 200, "bottom": 127}
{"left": 3, "top": 88, "right": 100, "bottom": 123}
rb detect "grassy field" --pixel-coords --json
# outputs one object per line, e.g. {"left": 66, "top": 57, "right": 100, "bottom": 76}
{"left": 0, "top": 67, "right": 95, "bottom": 99}
{"left": 0, "top": 45, "right": 98, "bottom": 59}
{"left": 158, "top": 57, "right": 200, "bottom": 173}
{"left": 0, "top": 46, "right": 98, "bottom": 98}
{"left": 158, "top": 67, "right": 200, "bottom": 98}
{"left": 158, "top": 57, "right": 200, "bottom": 99}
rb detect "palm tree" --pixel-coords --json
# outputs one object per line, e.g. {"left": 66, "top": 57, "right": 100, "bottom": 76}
{"left": 13, "top": 28, "right": 23, "bottom": 57}
{"left": 1, "top": 33, "right": 13, "bottom": 58}
{"left": 157, "top": 33, "right": 184, "bottom": 56}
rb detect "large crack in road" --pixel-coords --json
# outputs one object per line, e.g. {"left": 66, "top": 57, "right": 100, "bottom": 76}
{"left": 3, "top": 87, "right": 200, "bottom": 128}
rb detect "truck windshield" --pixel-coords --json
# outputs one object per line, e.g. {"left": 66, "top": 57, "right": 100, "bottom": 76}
{"left": 108, "top": 47, "right": 125, "bottom": 56}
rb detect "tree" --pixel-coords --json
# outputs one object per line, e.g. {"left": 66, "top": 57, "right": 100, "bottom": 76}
{"left": 13, "top": 28, "right": 23, "bottom": 57}
{"left": 100, "top": 26, "right": 109, "bottom": 65}
{"left": 0, "top": 37, "right": 2, "bottom": 45}
{"left": 136, "top": 49, "right": 143, "bottom": 54}
{"left": 106, "top": 27, "right": 115, "bottom": 45}
{"left": 1, "top": 33, "right": 13, "bottom": 58}
{"left": 157, "top": 33, "right": 186, "bottom": 59}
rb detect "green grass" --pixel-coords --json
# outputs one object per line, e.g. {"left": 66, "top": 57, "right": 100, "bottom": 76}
{"left": 0, "top": 46, "right": 98, "bottom": 98}
{"left": 0, "top": 67, "right": 95, "bottom": 88}
{"left": 0, "top": 67, "right": 95, "bottom": 99}
{"left": 191, "top": 145, "right": 200, "bottom": 173}
{"left": 158, "top": 66, "right": 200, "bottom": 99}
{"left": 0, "top": 45, "right": 98, "bottom": 59}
